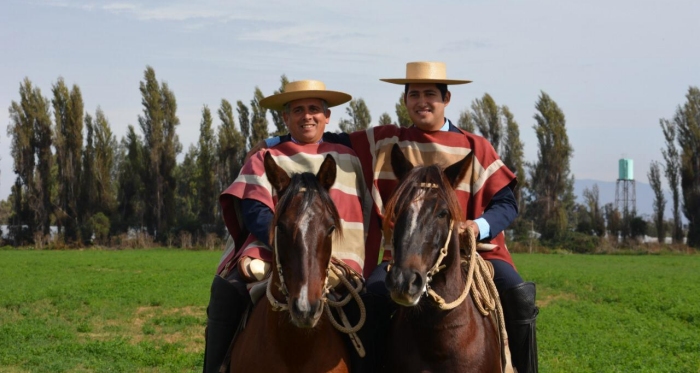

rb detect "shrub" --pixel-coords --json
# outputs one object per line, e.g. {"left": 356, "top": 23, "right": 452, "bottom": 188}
{"left": 542, "top": 231, "right": 601, "bottom": 254}
{"left": 88, "top": 213, "right": 111, "bottom": 245}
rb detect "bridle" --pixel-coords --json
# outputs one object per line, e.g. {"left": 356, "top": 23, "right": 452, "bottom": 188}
{"left": 265, "top": 186, "right": 331, "bottom": 312}
{"left": 389, "top": 182, "right": 469, "bottom": 310}
{"left": 266, "top": 225, "right": 331, "bottom": 312}
{"left": 264, "top": 186, "right": 367, "bottom": 337}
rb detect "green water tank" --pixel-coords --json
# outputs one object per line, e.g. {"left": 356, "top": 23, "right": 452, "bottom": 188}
{"left": 619, "top": 158, "right": 634, "bottom": 180}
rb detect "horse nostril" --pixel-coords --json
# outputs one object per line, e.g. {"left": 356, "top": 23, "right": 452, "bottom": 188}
{"left": 410, "top": 270, "right": 424, "bottom": 293}
{"left": 310, "top": 300, "right": 323, "bottom": 317}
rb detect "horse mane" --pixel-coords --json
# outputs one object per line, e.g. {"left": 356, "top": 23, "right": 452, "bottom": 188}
{"left": 271, "top": 172, "right": 343, "bottom": 241}
{"left": 383, "top": 164, "right": 463, "bottom": 242}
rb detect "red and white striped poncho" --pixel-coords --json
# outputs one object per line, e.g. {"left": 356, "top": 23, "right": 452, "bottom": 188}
{"left": 348, "top": 124, "right": 518, "bottom": 275}
{"left": 217, "top": 141, "right": 372, "bottom": 276}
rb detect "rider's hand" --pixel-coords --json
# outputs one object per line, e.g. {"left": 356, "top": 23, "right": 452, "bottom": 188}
{"left": 458, "top": 220, "right": 480, "bottom": 239}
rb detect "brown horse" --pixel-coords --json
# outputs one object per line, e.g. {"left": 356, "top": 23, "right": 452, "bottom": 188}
{"left": 228, "top": 152, "right": 350, "bottom": 373}
{"left": 383, "top": 144, "right": 505, "bottom": 373}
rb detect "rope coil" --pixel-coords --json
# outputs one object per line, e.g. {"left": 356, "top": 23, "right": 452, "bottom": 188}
{"left": 424, "top": 226, "right": 508, "bottom": 344}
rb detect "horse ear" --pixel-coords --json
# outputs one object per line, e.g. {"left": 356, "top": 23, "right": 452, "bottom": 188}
{"left": 391, "top": 143, "right": 414, "bottom": 181}
{"left": 443, "top": 152, "right": 473, "bottom": 189}
{"left": 316, "top": 154, "right": 337, "bottom": 191}
{"left": 264, "top": 152, "right": 291, "bottom": 193}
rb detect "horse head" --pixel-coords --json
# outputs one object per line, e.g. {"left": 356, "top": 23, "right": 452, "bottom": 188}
{"left": 264, "top": 152, "right": 341, "bottom": 328}
{"left": 384, "top": 143, "right": 472, "bottom": 307}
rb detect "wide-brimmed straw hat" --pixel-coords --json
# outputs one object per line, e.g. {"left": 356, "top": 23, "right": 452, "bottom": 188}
{"left": 380, "top": 61, "right": 472, "bottom": 85}
{"left": 259, "top": 80, "right": 352, "bottom": 111}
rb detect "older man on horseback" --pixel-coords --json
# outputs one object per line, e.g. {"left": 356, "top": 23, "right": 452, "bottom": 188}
{"left": 203, "top": 80, "right": 371, "bottom": 373}
{"left": 260, "top": 62, "right": 539, "bottom": 373}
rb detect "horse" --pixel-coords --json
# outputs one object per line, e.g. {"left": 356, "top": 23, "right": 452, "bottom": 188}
{"left": 383, "top": 144, "right": 508, "bottom": 373}
{"left": 228, "top": 152, "right": 351, "bottom": 373}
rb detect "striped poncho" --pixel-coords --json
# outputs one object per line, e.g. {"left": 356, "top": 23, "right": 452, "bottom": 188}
{"left": 348, "top": 124, "right": 518, "bottom": 273}
{"left": 217, "top": 141, "right": 372, "bottom": 277}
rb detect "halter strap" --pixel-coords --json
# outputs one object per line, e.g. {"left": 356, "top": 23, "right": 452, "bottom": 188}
{"left": 426, "top": 220, "right": 454, "bottom": 281}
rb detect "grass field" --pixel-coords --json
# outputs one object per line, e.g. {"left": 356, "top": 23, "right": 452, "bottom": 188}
{"left": 0, "top": 249, "right": 698, "bottom": 372}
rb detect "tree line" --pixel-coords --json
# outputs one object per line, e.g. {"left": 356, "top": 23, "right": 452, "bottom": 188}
{"left": 2, "top": 66, "right": 699, "bottom": 250}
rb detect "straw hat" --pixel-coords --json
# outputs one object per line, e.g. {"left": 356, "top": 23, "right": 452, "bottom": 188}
{"left": 380, "top": 61, "right": 472, "bottom": 85}
{"left": 259, "top": 80, "right": 352, "bottom": 111}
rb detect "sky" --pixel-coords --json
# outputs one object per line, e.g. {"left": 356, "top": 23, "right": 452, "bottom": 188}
{"left": 1, "top": 0, "right": 699, "bottom": 204}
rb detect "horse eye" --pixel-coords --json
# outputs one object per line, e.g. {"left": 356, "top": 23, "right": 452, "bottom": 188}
{"left": 327, "top": 225, "right": 336, "bottom": 236}
{"left": 437, "top": 210, "right": 449, "bottom": 219}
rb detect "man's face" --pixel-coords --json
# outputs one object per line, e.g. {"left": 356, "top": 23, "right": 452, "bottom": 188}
{"left": 282, "top": 98, "right": 330, "bottom": 144}
{"left": 404, "top": 83, "right": 451, "bottom": 131}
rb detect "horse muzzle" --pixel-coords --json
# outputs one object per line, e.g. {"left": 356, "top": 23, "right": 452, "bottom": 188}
{"left": 386, "top": 266, "right": 426, "bottom": 307}
{"left": 289, "top": 297, "right": 324, "bottom": 328}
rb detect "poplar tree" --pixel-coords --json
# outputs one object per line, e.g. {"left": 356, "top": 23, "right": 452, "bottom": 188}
{"left": 673, "top": 86, "right": 700, "bottom": 247}
{"left": 93, "top": 108, "right": 117, "bottom": 216}
{"left": 378, "top": 113, "right": 392, "bottom": 126}
{"left": 138, "top": 66, "right": 181, "bottom": 241}
{"left": 138, "top": 67, "right": 163, "bottom": 238}
{"left": 270, "top": 75, "right": 289, "bottom": 136}
{"left": 7, "top": 78, "right": 40, "bottom": 243}
{"left": 527, "top": 91, "right": 574, "bottom": 240}
{"left": 80, "top": 114, "right": 97, "bottom": 241}
{"left": 174, "top": 145, "right": 199, "bottom": 234}
{"left": 249, "top": 87, "right": 269, "bottom": 149}
{"left": 660, "top": 118, "right": 683, "bottom": 243}
{"left": 116, "top": 126, "right": 145, "bottom": 231}
{"left": 470, "top": 93, "right": 502, "bottom": 152}
{"left": 33, "top": 86, "right": 53, "bottom": 237}
{"left": 52, "top": 78, "right": 84, "bottom": 242}
{"left": 217, "top": 99, "right": 246, "bottom": 191}
{"left": 161, "top": 82, "right": 181, "bottom": 241}
{"left": 457, "top": 110, "right": 475, "bottom": 132}
{"left": 648, "top": 161, "right": 666, "bottom": 243}
{"left": 237, "top": 101, "right": 251, "bottom": 150}
{"left": 395, "top": 93, "right": 412, "bottom": 127}
{"left": 339, "top": 98, "right": 371, "bottom": 132}
{"left": 197, "top": 106, "right": 217, "bottom": 229}
{"left": 501, "top": 106, "right": 526, "bottom": 205}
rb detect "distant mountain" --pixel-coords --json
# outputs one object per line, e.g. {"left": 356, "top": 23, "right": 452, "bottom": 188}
{"left": 573, "top": 179, "right": 683, "bottom": 222}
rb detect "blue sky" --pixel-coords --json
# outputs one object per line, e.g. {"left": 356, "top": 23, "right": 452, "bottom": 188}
{"left": 1, "top": 0, "right": 699, "bottom": 202}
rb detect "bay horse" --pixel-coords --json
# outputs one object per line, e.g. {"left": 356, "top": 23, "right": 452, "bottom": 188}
{"left": 383, "top": 144, "right": 509, "bottom": 373}
{"left": 228, "top": 152, "right": 351, "bottom": 373}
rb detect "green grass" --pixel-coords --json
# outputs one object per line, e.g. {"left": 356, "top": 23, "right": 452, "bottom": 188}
{"left": 0, "top": 249, "right": 221, "bottom": 373}
{"left": 1, "top": 249, "right": 699, "bottom": 372}
{"left": 517, "top": 254, "right": 700, "bottom": 373}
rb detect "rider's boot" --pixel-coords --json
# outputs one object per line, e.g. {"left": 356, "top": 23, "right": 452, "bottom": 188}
{"left": 502, "top": 281, "right": 539, "bottom": 373}
{"left": 203, "top": 271, "right": 250, "bottom": 373}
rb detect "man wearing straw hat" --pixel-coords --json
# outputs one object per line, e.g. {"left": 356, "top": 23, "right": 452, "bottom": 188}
{"left": 203, "top": 80, "right": 371, "bottom": 373}
{"left": 258, "top": 62, "right": 538, "bottom": 373}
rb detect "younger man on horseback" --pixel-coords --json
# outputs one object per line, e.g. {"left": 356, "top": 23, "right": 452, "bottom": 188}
{"left": 259, "top": 62, "right": 539, "bottom": 373}
{"left": 203, "top": 80, "right": 371, "bottom": 373}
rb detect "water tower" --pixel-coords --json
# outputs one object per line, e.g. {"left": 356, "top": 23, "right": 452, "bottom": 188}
{"left": 615, "top": 158, "right": 636, "bottom": 216}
